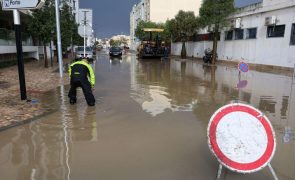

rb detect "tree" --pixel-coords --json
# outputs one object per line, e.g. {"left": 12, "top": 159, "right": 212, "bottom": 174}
{"left": 60, "top": 3, "right": 79, "bottom": 56}
{"left": 135, "top": 21, "right": 163, "bottom": 41}
{"left": 28, "top": 0, "right": 55, "bottom": 68}
{"left": 28, "top": 0, "right": 81, "bottom": 65}
{"left": 199, "top": 0, "right": 235, "bottom": 64}
{"left": 168, "top": 11, "right": 198, "bottom": 59}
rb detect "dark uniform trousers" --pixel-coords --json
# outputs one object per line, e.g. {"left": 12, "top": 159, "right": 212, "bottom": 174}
{"left": 68, "top": 61, "right": 96, "bottom": 106}
{"left": 68, "top": 80, "right": 95, "bottom": 106}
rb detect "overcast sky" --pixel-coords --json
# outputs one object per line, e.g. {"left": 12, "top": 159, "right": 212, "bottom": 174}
{"left": 79, "top": 0, "right": 261, "bottom": 38}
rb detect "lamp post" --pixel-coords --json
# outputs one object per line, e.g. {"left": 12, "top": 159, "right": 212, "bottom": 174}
{"left": 55, "top": 0, "right": 63, "bottom": 77}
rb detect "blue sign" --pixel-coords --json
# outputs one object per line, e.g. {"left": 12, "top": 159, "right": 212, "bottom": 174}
{"left": 238, "top": 62, "right": 249, "bottom": 73}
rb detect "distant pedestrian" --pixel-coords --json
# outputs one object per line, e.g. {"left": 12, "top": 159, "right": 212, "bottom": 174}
{"left": 68, "top": 58, "right": 95, "bottom": 106}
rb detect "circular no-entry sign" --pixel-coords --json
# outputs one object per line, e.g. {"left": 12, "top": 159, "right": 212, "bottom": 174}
{"left": 238, "top": 62, "right": 249, "bottom": 73}
{"left": 207, "top": 103, "right": 276, "bottom": 173}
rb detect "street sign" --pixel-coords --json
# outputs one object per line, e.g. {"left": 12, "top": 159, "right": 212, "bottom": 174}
{"left": 1, "top": 0, "right": 44, "bottom": 10}
{"left": 238, "top": 62, "right": 249, "bottom": 73}
{"left": 207, "top": 103, "right": 276, "bottom": 173}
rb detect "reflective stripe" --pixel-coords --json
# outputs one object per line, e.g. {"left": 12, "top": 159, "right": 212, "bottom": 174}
{"left": 68, "top": 60, "right": 95, "bottom": 86}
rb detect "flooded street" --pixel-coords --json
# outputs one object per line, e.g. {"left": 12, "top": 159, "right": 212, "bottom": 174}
{"left": 0, "top": 51, "right": 294, "bottom": 180}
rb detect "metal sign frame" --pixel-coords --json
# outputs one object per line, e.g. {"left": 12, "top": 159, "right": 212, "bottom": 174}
{"left": 1, "top": 0, "right": 44, "bottom": 10}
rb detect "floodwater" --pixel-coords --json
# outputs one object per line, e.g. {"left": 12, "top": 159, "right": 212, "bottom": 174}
{"left": 0, "top": 51, "right": 294, "bottom": 180}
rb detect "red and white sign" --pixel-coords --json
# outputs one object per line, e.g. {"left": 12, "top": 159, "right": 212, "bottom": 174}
{"left": 207, "top": 103, "right": 276, "bottom": 173}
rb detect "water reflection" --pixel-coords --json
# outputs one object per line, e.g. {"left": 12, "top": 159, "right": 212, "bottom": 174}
{"left": 130, "top": 60, "right": 198, "bottom": 117}
{"left": 0, "top": 86, "right": 98, "bottom": 180}
{"left": 129, "top": 57, "right": 295, "bottom": 178}
{"left": 130, "top": 58, "right": 295, "bottom": 140}
{"left": 0, "top": 54, "right": 294, "bottom": 179}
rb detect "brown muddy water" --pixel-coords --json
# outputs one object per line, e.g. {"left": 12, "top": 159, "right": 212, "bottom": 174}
{"left": 0, "top": 51, "right": 294, "bottom": 180}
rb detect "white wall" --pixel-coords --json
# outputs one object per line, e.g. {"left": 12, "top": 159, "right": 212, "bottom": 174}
{"left": 171, "top": 5, "right": 295, "bottom": 68}
{"left": 0, "top": 46, "right": 39, "bottom": 60}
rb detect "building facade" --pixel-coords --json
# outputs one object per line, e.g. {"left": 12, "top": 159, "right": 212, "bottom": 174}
{"left": 171, "top": 0, "right": 295, "bottom": 68}
{"left": 78, "top": 8, "right": 94, "bottom": 47}
{"left": 0, "top": 0, "right": 82, "bottom": 64}
{"left": 0, "top": 8, "right": 39, "bottom": 63}
{"left": 130, "top": 0, "right": 202, "bottom": 50}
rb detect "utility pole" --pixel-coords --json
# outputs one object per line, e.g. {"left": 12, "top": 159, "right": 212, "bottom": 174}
{"left": 55, "top": 0, "right": 64, "bottom": 77}
{"left": 13, "top": 10, "right": 27, "bottom": 100}
{"left": 82, "top": 10, "right": 89, "bottom": 58}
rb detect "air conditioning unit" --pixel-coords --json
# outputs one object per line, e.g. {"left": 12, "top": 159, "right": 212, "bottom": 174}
{"left": 265, "top": 16, "right": 277, "bottom": 26}
{"left": 231, "top": 18, "right": 242, "bottom": 29}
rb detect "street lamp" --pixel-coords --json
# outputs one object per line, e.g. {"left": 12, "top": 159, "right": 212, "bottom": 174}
{"left": 55, "top": 0, "right": 63, "bottom": 77}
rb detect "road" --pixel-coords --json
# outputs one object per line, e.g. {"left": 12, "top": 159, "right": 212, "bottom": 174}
{"left": 0, "top": 50, "right": 294, "bottom": 180}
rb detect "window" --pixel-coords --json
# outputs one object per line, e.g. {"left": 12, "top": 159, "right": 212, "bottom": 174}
{"left": 267, "top": 25, "right": 285, "bottom": 38}
{"left": 193, "top": 33, "right": 220, "bottom": 42}
{"left": 290, "top": 24, "right": 295, "bottom": 45}
{"left": 246, "top": 28, "right": 257, "bottom": 39}
{"left": 225, "top": 30, "right": 233, "bottom": 40}
{"left": 234, "top": 29, "right": 244, "bottom": 40}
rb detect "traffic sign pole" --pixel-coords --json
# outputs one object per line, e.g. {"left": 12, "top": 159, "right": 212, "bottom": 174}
{"left": 13, "top": 9, "right": 27, "bottom": 100}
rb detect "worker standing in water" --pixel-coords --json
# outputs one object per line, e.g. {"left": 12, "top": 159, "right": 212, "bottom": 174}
{"left": 68, "top": 58, "right": 95, "bottom": 106}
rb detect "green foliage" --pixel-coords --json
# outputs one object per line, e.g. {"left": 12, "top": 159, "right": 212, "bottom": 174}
{"left": 60, "top": 3, "right": 78, "bottom": 52}
{"left": 28, "top": 0, "right": 81, "bottom": 53}
{"left": 198, "top": 0, "right": 235, "bottom": 64}
{"left": 27, "top": 0, "right": 55, "bottom": 44}
{"left": 168, "top": 10, "right": 199, "bottom": 42}
{"left": 135, "top": 21, "right": 167, "bottom": 41}
{"left": 199, "top": 0, "right": 235, "bottom": 29}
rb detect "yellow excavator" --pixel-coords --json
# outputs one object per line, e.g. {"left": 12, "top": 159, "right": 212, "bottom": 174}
{"left": 137, "top": 28, "right": 166, "bottom": 59}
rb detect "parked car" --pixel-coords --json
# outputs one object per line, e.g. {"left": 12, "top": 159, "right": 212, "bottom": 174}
{"left": 109, "top": 46, "right": 123, "bottom": 57}
{"left": 75, "top": 46, "right": 93, "bottom": 60}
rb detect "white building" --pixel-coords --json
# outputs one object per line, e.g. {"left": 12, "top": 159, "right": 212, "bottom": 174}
{"left": 67, "top": 0, "right": 80, "bottom": 24}
{"left": 78, "top": 8, "right": 94, "bottom": 46}
{"left": 171, "top": 0, "right": 295, "bottom": 68}
{"left": 130, "top": 0, "right": 202, "bottom": 50}
{"left": 0, "top": 0, "right": 82, "bottom": 63}
{"left": 0, "top": 8, "right": 40, "bottom": 62}
{"left": 111, "top": 34, "right": 131, "bottom": 47}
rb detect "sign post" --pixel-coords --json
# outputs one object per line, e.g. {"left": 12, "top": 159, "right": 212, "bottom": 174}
{"left": 1, "top": 0, "right": 45, "bottom": 100}
{"left": 207, "top": 103, "right": 278, "bottom": 179}
{"left": 13, "top": 9, "right": 27, "bottom": 100}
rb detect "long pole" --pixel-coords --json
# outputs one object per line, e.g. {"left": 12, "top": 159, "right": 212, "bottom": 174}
{"left": 13, "top": 10, "right": 27, "bottom": 100}
{"left": 55, "top": 0, "right": 63, "bottom": 77}
{"left": 83, "top": 11, "right": 88, "bottom": 58}
{"left": 84, "top": 22, "right": 86, "bottom": 57}
{"left": 50, "top": 40, "right": 53, "bottom": 67}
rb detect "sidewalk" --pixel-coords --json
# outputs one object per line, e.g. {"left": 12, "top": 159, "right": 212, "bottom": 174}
{"left": 0, "top": 58, "right": 70, "bottom": 130}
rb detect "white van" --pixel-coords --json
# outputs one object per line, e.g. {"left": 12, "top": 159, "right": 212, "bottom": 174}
{"left": 75, "top": 46, "right": 93, "bottom": 60}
